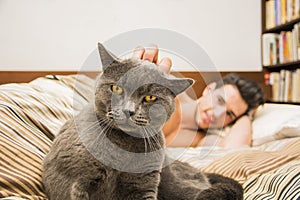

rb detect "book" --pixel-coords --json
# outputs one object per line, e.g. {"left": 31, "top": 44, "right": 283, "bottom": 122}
{"left": 295, "top": 0, "right": 300, "bottom": 18}
{"left": 284, "top": 70, "right": 293, "bottom": 101}
{"left": 282, "top": 0, "right": 287, "bottom": 24}
{"left": 262, "top": 33, "right": 279, "bottom": 65}
{"left": 297, "top": 68, "right": 300, "bottom": 102}
{"left": 291, "top": 69, "right": 299, "bottom": 102}
{"left": 279, "top": 70, "right": 286, "bottom": 101}
{"left": 279, "top": 32, "right": 285, "bottom": 63}
{"left": 282, "top": 32, "right": 290, "bottom": 63}
{"left": 292, "top": 24, "right": 298, "bottom": 61}
{"left": 287, "top": 0, "right": 293, "bottom": 21}
{"left": 266, "top": 0, "right": 276, "bottom": 29}
{"left": 264, "top": 72, "right": 271, "bottom": 85}
{"left": 292, "top": 68, "right": 300, "bottom": 102}
{"left": 270, "top": 72, "right": 280, "bottom": 101}
{"left": 286, "top": 31, "right": 293, "bottom": 62}
{"left": 295, "top": 23, "right": 300, "bottom": 60}
{"left": 275, "top": 0, "right": 282, "bottom": 25}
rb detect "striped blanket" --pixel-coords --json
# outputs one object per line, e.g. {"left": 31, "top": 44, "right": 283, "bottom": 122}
{"left": 0, "top": 75, "right": 299, "bottom": 200}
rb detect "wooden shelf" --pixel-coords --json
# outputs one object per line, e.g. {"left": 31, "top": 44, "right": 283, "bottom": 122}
{"left": 263, "top": 17, "right": 300, "bottom": 33}
{"left": 263, "top": 60, "right": 300, "bottom": 71}
{"left": 261, "top": 0, "right": 300, "bottom": 104}
{"left": 266, "top": 100, "right": 300, "bottom": 105}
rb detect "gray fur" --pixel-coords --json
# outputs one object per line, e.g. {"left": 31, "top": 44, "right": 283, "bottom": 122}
{"left": 42, "top": 43, "right": 243, "bottom": 200}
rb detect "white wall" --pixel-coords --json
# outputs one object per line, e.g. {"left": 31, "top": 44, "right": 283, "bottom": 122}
{"left": 0, "top": 0, "right": 262, "bottom": 71}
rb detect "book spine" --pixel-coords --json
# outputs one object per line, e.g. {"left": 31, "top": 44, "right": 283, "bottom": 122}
{"left": 279, "top": 32, "right": 285, "bottom": 63}
{"left": 266, "top": 0, "right": 276, "bottom": 29}
{"left": 287, "top": 32, "right": 293, "bottom": 62}
{"left": 287, "top": 0, "right": 292, "bottom": 21}
{"left": 270, "top": 72, "right": 280, "bottom": 101}
{"left": 283, "top": 32, "right": 289, "bottom": 63}
{"left": 275, "top": 0, "right": 282, "bottom": 25}
{"left": 292, "top": 24, "right": 298, "bottom": 61}
{"left": 282, "top": 0, "right": 287, "bottom": 24}
{"left": 279, "top": 70, "right": 286, "bottom": 101}
{"left": 297, "top": 69, "right": 300, "bottom": 102}
{"left": 296, "top": 0, "right": 300, "bottom": 19}
{"left": 263, "top": 33, "right": 280, "bottom": 66}
{"left": 288, "top": 70, "right": 293, "bottom": 101}
{"left": 265, "top": 72, "right": 271, "bottom": 85}
{"left": 291, "top": 70, "right": 298, "bottom": 102}
{"left": 283, "top": 70, "right": 292, "bottom": 101}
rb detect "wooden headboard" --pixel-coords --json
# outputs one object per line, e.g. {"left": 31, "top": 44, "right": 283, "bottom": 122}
{"left": 0, "top": 71, "right": 271, "bottom": 101}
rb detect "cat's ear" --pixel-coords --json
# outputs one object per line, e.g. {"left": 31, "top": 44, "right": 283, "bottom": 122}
{"left": 98, "top": 43, "right": 119, "bottom": 70}
{"left": 168, "top": 78, "right": 194, "bottom": 96}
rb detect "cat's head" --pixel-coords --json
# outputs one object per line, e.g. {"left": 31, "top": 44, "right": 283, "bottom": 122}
{"left": 94, "top": 43, "right": 193, "bottom": 134}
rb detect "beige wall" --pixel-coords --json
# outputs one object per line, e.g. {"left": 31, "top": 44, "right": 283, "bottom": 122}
{"left": 0, "top": 0, "right": 262, "bottom": 71}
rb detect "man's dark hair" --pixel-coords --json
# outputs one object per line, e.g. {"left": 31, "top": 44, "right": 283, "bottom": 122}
{"left": 215, "top": 73, "right": 265, "bottom": 114}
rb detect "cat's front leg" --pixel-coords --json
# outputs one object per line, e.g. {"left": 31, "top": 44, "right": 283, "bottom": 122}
{"left": 116, "top": 171, "right": 160, "bottom": 200}
{"left": 70, "top": 178, "right": 103, "bottom": 200}
{"left": 70, "top": 180, "right": 90, "bottom": 200}
{"left": 195, "top": 173, "right": 243, "bottom": 200}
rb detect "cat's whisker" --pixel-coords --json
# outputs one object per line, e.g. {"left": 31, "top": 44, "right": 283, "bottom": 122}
{"left": 97, "top": 117, "right": 112, "bottom": 125}
{"left": 96, "top": 120, "right": 113, "bottom": 142}
{"left": 103, "top": 121, "right": 114, "bottom": 139}
{"left": 142, "top": 127, "right": 152, "bottom": 152}
{"left": 143, "top": 127, "right": 157, "bottom": 152}
{"left": 145, "top": 126, "right": 162, "bottom": 151}
{"left": 85, "top": 117, "right": 109, "bottom": 133}
{"left": 80, "top": 121, "right": 111, "bottom": 141}
{"left": 142, "top": 127, "right": 148, "bottom": 153}
{"left": 91, "top": 121, "right": 113, "bottom": 147}
{"left": 79, "top": 122, "right": 103, "bottom": 135}
{"left": 148, "top": 131, "right": 158, "bottom": 152}
{"left": 143, "top": 127, "right": 156, "bottom": 153}
{"left": 80, "top": 116, "right": 111, "bottom": 132}
{"left": 152, "top": 130, "right": 162, "bottom": 148}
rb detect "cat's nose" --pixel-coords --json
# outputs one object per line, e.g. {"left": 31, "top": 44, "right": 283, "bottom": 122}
{"left": 123, "top": 109, "right": 135, "bottom": 118}
{"left": 123, "top": 101, "right": 135, "bottom": 118}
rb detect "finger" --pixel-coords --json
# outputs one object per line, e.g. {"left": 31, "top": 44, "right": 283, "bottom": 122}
{"left": 142, "top": 44, "right": 159, "bottom": 63}
{"left": 132, "top": 46, "right": 145, "bottom": 59}
{"left": 158, "top": 57, "right": 172, "bottom": 74}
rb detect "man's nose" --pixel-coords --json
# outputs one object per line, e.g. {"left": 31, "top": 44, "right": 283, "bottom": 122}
{"left": 213, "top": 105, "right": 226, "bottom": 119}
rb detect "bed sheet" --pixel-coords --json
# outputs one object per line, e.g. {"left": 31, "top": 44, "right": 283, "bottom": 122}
{"left": 0, "top": 74, "right": 299, "bottom": 200}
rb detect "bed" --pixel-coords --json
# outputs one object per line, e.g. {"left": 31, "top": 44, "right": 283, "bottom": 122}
{"left": 0, "top": 74, "right": 299, "bottom": 200}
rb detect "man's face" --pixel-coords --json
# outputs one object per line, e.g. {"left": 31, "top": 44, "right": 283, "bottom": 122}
{"left": 196, "top": 84, "right": 248, "bottom": 129}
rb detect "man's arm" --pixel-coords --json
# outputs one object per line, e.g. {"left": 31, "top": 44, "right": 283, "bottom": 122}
{"left": 219, "top": 115, "right": 252, "bottom": 148}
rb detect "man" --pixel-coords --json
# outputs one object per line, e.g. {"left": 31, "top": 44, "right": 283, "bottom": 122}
{"left": 132, "top": 45, "right": 264, "bottom": 148}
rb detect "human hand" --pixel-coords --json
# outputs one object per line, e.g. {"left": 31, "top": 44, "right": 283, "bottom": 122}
{"left": 132, "top": 45, "right": 172, "bottom": 74}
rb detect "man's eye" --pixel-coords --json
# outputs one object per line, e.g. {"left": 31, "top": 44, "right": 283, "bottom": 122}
{"left": 217, "top": 96, "right": 225, "bottom": 105}
{"left": 111, "top": 85, "right": 123, "bottom": 95}
{"left": 226, "top": 111, "right": 234, "bottom": 119}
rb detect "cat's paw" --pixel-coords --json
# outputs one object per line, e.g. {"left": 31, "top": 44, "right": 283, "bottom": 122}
{"left": 70, "top": 181, "right": 89, "bottom": 200}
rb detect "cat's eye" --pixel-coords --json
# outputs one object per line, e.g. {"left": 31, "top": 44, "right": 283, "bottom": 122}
{"left": 111, "top": 85, "right": 123, "bottom": 95}
{"left": 144, "top": 95, "right": 157, "bottom": 103}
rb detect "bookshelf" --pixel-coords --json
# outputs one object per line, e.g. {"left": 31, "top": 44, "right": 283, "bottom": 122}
{"left": 262, "top": 0, "right": 300, "bottom": 105}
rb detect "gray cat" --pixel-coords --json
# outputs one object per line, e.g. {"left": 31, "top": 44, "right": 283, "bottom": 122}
{"left": 42, "top": 43, "right": 243, "bottom": 200}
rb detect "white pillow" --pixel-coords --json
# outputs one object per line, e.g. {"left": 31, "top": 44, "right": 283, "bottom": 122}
{"left": 252, "top": 103, "right": 300, "bottom": 146}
